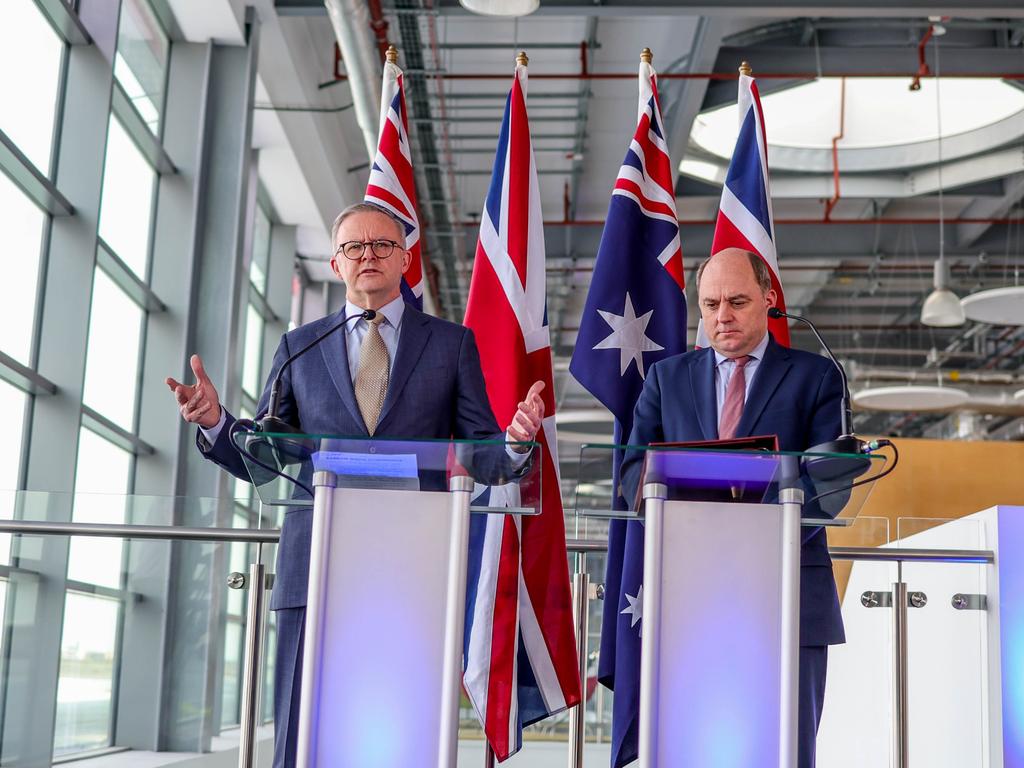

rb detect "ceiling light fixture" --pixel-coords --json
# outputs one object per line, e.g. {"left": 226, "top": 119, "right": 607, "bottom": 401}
{"left": 961, "top": 285, "right": 1024, "bottom": 326}
{"left": 920, "top": 35, "right": 965, "bottom": 328}
{"left": 458, "top": 0, "right": 540, "bottom": 16}
{"left": 921, "top": 258, "right": 966, "bottom": 326}
{"left": 853, "top": 385, "right": 969, "bottom": 411}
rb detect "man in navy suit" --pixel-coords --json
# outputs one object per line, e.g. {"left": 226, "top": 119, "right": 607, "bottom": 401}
{"left": 621, "top": 247, "right": 845, "bottom": 768}
{"left": 167, "top": 202, "right": 546, "bottom": 767}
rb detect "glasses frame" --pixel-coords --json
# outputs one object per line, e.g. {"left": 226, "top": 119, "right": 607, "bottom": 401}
{"left": 335, "top": 239, "right": 403, "bottom": 261}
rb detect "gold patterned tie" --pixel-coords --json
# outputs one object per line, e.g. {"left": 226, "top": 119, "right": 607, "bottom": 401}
{"left": 354, "top": 314, "right": 389, "bottom": 434}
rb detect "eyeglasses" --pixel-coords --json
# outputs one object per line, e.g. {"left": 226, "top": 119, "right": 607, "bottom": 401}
{"left": 336, "top": 239, "right": 402, "bottom": 261}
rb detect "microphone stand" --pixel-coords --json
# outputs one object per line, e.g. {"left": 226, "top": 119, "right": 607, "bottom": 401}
{"left": 242, "top": 309, "right": 376, "bottom": 466}
{"left": 768, "top": 307, "right": 874, "bottom": 482}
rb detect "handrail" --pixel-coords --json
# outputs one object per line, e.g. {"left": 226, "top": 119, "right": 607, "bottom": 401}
{"left": 0, "top": 525, "right": 997, "bottom": 564}
{"left": 0, "top": 519, "right": 279, "bottom": 543}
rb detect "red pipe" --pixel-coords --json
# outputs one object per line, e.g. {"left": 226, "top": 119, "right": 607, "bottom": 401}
{"left": 909, "top": 23, "right": 936, "bottom": 92}
{"left": 824, "top": 76, "right": 846, "bottom": 221}
{"left": 365, "top": 0, "right": 391, "bottom": 63}
{"left": 331, "top": 70, "right": 1024, "bottom": 82}
{"left": 468, "top": 216, "right": 1024, "bottom": 228}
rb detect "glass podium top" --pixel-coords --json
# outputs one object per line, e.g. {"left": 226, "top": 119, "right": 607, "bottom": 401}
{"left": 573, "top": 442, "right": 888, "bottom": 522}
{"left": 230, "top": 427, "right": 542, "bottom": 514}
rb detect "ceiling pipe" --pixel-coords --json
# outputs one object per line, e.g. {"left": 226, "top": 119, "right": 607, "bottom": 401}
{"left": 459, "top": 216, "right": 1024, "bottom": 228}
{"left": 847, "top": 362, "right": 1023, "bottom": 386}
{"left": 324, "top": 0, "right": 383, "bottom": 160}
{"left": 823, "top": 76, "right": 846, "bottom": 221}
{"left": 329, "top": 70, "right": 1024, "bottom": 82}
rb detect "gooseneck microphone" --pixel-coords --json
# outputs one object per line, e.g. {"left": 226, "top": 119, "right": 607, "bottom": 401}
{"left": 257, "top": 308, "right": 376, "bottom": 434}
{"left": 767, "top": 306, "right": 869, "bottom": 462}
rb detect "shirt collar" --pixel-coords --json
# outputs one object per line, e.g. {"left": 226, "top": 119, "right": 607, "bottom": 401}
{"left": 713, "top": 331, "right": 770, "bottom": 367}
{"left": 344, "top": 294, "right": 406, "bottom": 333}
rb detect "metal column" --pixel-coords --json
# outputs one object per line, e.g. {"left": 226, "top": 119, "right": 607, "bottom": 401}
{"left": 237, "top": 562, "right": 267, "bottom": 768}
{"left": 892, "top": 574, "right": 910, "bottom": 768}
{"left": 568, "top": 565, "right": 590, "bottom": 768}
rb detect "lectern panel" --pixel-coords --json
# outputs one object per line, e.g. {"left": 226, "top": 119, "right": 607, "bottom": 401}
{"left": 649, "top": 499, "right": 788, "bottom": 766}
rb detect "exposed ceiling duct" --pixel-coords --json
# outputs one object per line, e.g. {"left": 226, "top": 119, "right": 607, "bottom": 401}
{"left": 324, "top": 0, "right": 382, "bottom": 160}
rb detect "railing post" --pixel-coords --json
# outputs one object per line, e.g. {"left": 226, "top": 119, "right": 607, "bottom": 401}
{"left": 568, "top": 562, "right": 590, "bottom": 768}
{"left": 892, "top": 573, "right": 909, "bottom": 768}
{"left": 237, "top": 561, "right": 267, "bottom": 768}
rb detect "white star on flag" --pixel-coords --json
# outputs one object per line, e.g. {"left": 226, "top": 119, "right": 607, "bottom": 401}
{"left": 593, "top": 293, "right": 664, "bottom": 379}
{"left": 621, "top": 584, "right": 643, "bottom": 636}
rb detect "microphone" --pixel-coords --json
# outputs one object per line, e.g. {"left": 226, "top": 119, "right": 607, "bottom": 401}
{"left": 767, "top": 306, "right": 873, "bottom": 481}
{"left": 245, "top": 309, "right": 376, "bottom": 464}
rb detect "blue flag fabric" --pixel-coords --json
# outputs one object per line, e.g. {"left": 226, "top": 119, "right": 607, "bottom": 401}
{"left": 568, "top": 62, "right": 688, "bottom": 767}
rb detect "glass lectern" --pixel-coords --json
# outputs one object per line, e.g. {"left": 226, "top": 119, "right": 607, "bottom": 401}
{"left": 233, "top": 430, "right": 540, "bottom": 768}
{"left": 575, "top": 443, "right": 885, "bottom": 768}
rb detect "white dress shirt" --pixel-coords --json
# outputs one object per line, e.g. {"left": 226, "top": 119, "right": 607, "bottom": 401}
{"left": 712, "top": 331, "right": 770, "bottom": 419}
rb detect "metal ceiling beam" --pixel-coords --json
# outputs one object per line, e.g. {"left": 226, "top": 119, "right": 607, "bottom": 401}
{"left": 713, "top": 45, "right": 1024, "bottom": 77}
{"left": 956, "top": 173, "right": 1024, "bottom": 247}
{"left": 427, "top": 1, "right": 1024, "bottom": 17}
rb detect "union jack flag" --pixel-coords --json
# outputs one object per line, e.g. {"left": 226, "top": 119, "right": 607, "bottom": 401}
{"left": 699, "top": 70, "right": 789, "bottom": 346}
{"left": 364, "top": 54, "right": 425, "bottom": 310}
{"left": 569, "top": 54, "right": 688, "bottom": 768}
{"left": 462, "top": 57, "right": 581, "bottom": 761}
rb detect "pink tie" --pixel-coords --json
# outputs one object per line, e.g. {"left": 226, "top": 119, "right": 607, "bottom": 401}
{"left": 718, "top": 355, "right": 751, "bottom": 440}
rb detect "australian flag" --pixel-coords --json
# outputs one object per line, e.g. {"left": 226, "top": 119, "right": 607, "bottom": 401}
{"left": 568, "top": 53, "right": 688, "bottom": 768}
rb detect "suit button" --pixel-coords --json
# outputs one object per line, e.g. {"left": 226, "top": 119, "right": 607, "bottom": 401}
{"left": 369, "top": 446, "right": 376, "bottom": 453}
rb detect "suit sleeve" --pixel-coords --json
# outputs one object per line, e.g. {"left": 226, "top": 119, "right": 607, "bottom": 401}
{"left": 620, "top": 362, "right": 666, "bottom": 509}
{"left": 452, "top": 326, "right": 503, "bottom": 440}
{"left": 806, "top": 362, "right": 844, "bottom": 450}
{"left": 801, "top": 362, "right": 847, "bottom": 540}
{"left": 195, "top": 332, "right": 296, "bottom": 482}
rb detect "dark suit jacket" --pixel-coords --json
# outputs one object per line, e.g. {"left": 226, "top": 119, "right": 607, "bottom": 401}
{"left": 621, "top": 334, "right": 846, "bottom": 646}
{"left": 198, "top": 304, "right": 505, "bottom": 610}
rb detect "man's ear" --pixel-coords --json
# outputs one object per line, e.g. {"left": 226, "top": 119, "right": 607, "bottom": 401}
{"left": 765, "top": 288, "right": 778, "bottom": 309}
{"left": 330, "top": 255, "right": 344, "bottom": 281}
{"left": 401, "top": 248, "right": 412, "bottom": 275}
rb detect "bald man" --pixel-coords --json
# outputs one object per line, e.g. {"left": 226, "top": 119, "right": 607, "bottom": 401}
{"left": 622, "top": 248, "right": 846, "bottom": 768}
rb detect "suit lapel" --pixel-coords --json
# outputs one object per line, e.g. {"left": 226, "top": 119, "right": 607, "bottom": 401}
{"left": 319, "top": 311, "right": 368, "bottom": 434}
{"left": 735, "top": 336, "right": 791, "bottom": 438}
{"left": 690, "top": 348, "right": 719, "bottom": 441}
{"left": 376, "top": 306, "right": 432, "bottom": 429}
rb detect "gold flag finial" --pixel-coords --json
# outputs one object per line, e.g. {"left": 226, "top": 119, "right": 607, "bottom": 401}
{"left": 516, "top": 50, "right": 529, "bottom": 67}
{"left": 739, "top": 60, "right": 752, "bottom": 76}
{"left": 641, "top": 47, "right": 653, "bottom": 64}
{"left": 386, "top": 44, "right": 399, "bottom": 65}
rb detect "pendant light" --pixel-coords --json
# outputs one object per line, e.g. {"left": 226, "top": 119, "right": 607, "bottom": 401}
{"left": 920, "top": 31, "right": 966, "bottom": 328}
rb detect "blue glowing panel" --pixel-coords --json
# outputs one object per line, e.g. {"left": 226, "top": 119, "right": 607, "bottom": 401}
{"left": 999, "top": 506, "right": 1024, "bottom": 767}
{"left": 647, "top": 500, "right": 789, "bottom": 766}
{"left": 306, "top": 487, "right": 455, "bottom": 766}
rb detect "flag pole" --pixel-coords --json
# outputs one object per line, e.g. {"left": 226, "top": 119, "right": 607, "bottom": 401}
{"left": 386, "top": 43, "right": 398, "bottom": 64}
{"left": 740, "top": 59, "right": 752, "bottom": 76}
{"left": 484, "top": 741, "right": 496, "bottom": 768}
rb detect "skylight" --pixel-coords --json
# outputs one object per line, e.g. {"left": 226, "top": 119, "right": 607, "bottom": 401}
{"left": 688, "top": 77, "right": 1024, "bottom": 173}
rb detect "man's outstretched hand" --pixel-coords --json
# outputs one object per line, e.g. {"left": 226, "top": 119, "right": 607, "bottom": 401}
{"left": 507, "top": 380, "right": 546, "bottom": 453}
{"left": 166, "top": 354, "right": 222, "bottom": 429}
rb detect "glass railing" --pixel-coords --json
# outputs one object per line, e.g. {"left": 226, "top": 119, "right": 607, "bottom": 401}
{"left": 0, "top": 490, "right": 275, "bottom": 766}
{"left": 0, "top": 485, "right": 1015, "bottom": 767}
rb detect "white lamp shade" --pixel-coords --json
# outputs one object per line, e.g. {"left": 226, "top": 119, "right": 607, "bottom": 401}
{"left": 921, "top": 288, "right": 966, "bottom": 327}
{"left": 459, "top": 0, "right": 540, "bottom": 15}
{"left": 1015, "top": 388, "right": 1024, "bottom": 401}
{"left": 961, "top": 286, "right": 1024, "bottom": 326}
{"left": 853, "top": 385, "right": 969, "bottom": 411}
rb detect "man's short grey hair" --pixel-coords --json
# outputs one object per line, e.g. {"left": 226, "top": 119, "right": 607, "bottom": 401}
{"left": 695, "top": 250, "right": 772, "bottom": 294}
{"left": 330, "top": 202, "right": 406, "bottom": 247}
